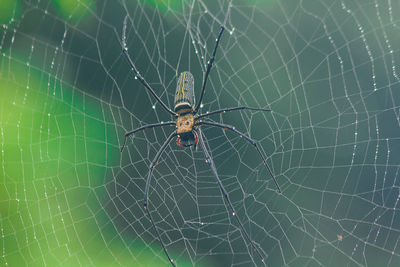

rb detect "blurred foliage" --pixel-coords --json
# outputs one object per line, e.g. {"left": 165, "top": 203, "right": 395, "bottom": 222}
{"left": 0, "top": 55, "right": 206, "bottom": 266}
{"left": 141, "top": 0, "right": 182, "bottom": 13}
{"left": 0, "top": 0, "right": 20, "bottom": 24}
{"left": 52, "top": 0, "right": 94, "bottom": 22}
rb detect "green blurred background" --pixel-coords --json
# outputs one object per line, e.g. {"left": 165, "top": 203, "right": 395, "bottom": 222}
{"left": 1, "top": 0, "right": 400, "bottom": 266}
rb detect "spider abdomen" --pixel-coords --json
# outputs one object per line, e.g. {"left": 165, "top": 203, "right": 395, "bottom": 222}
{"left": 174, "top": 71, "right": 195, "bottom": 114}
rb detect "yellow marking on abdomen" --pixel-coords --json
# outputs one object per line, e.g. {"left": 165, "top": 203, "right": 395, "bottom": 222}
{"left": 181, "top": 73, "right": 186, "bottom": 100}
{"left": 177, "top": 73, "right": 187, "bottom": 101}
{"left": 176, "top": 74, "right": 183, "bottom": 100}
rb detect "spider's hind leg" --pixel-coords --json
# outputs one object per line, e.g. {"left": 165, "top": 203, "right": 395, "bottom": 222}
{"left": 196, "top": 120, "right": 281, "bottom": 193}
{"left": 196, "top": 128, "right": 267, "bottom": 265}
{"left": 143, "top": 131, "right": 177, "bottom": 267}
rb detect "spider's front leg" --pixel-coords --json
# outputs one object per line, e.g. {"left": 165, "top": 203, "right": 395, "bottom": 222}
{"left": 194, "top": 26, "right": 225, "bottom": 113}
{"left": 122, "top": 15, "right": 177, "bottom": 116}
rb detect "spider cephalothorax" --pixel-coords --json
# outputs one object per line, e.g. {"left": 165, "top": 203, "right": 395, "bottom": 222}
{"left": 176, "top": 113, "right": 194, "bottom": 133}
{"left": 175, "top": 112, "right": 198, "bottom": 147}
{"left": 121, "top": 16, "right": 281, "bottom": 267}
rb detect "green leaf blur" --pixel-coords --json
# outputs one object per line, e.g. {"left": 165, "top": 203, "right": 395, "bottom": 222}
{"left": 141, "top": 0, "right": 182, "bottom": 13}
{"left": 0, "top": 56, "right": 203, "bottom": 266}
{"left": 0, "top": 0, "right": 20, "bottom": 25}
{"left": 52, "top": 0, "right": 94, "bottom": 22}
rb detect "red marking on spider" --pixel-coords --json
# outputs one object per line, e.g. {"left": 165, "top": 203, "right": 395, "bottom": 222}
{"left": 194, "top": 131, "right": 198, "bottom": 145}
{"left": 176, "top": 136, "right": 183, "bottom": 146}
{"left": 176, "top": 131, "right": 198, "bottom": 147}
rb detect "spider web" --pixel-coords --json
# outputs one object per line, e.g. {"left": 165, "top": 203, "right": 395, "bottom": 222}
{"left": 1, "top": 0, "right": 400, "bottom": 266}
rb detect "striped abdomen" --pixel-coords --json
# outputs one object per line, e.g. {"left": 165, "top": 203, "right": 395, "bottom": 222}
{"left": 174, "top": 71, "right": 195, "bottom": 114}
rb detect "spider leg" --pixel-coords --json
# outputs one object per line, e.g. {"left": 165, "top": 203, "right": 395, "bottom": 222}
{"left": 196, "top": 121, "right": 281, "bottom": 193}
{"left": 143, "top": 130, "right": 177, "bottom": 267}
{"left": 194, "top": 26, "right": 225, "bottom": 114}
{"left": 121, "top": 121, "right": 176, "bottom": 152}
{"left": 122, "top": 16, "right": 176, "bottom": 117}
{"left": 196, "top": 128, "right": 267, "bottom": 264}
{"left": 196, "top": 106, "right": 271, "bottom": 120}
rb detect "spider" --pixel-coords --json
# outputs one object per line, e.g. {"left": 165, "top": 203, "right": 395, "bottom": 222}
{"left": 120, "top": 16, "right": 281, "bottom": 266}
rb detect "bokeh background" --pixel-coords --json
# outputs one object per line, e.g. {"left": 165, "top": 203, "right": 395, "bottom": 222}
{"left": 1, "top": 0, "right": 400, "bottom": 266}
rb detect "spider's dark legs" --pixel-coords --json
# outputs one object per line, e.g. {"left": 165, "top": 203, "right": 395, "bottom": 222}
{"left": 143, "top": 130, "right": 178, "bottom": 267}
{"left": 144, "top": 208, "right": 175, "bottom": 267}
{"left": 122, "top": 16, "right": 176, "bottom": 116}
{"left": 197, "top": 121, "right": 281, "bottom": 193}
{"left": 196, "top": 129, "right": 266, "bottom": 264}
{"left": 121, "top": 121, "right": 176, "bottom": 152}
{"left": 196, "top": 106, "right": 271, "bottom": 120}
{"left": 194, "top": 26, "right": 225, "bottom": 113}
{"left": 122, "top": 49, "right": 176, "bottom": 116}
